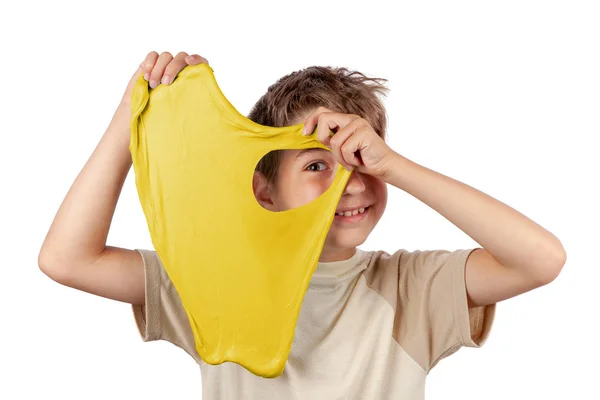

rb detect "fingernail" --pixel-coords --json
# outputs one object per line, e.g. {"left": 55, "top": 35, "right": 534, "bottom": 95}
{"left": 149, "top": 80, "right": 158, "bottom": 88}
{"left": 143, "top": 72, "right": 149, "bottom": 81}
{"left": 161, "top": 75, "right": 171, "bottom": 85}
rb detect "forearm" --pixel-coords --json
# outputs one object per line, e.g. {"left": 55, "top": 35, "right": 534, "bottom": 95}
{"left": 39, "top": 104, "right": 133, "bottom": 268}
{"left": 383, "top": 152, "right": 566, "bottom": 278}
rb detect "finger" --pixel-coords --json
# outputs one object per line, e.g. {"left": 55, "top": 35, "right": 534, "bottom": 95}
{"left": 316, "top": 111, "right": 361, "bottom": 144}
{"left": 162, "top": 52, "right": 189, "bottom": 85}
{"left": 340, "top": 122, "right": 365, "bottom": 167}
{"left": 302, "top": 106, "right": 334, "bottom": 135}
{"left": 329, "top": 126, "right": 354, "bottom": 170}
{"left": 185, "top": 54, "right": 209, "bottom": 66}
{"left": 315, "top": 112, "right": 343, "bottom": 147}
{"left": 140, "top": 51, "right": 159, "bottom": 81}
{"left": 149, "top": 51, "right": 173, "bottom": 89}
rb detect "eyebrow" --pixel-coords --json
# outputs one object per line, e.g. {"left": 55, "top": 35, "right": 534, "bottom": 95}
{"left": 295, "top": 148, "right": 329, "bottom": 159}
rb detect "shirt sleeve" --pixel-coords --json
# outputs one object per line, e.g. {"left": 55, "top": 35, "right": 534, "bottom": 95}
{"left": 131, "top": 249, "right": 204, "bottom": 365}
{"left": 399, "top": 248, "right": 496, "bottom": 372}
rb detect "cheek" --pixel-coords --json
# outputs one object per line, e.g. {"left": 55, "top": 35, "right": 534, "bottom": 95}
{"left": 370, "top": 178, "right": 388, "bottom": 212}
{"left": 293, "top": 178, "right": 330, "bottom": 205}
{"left": 376, "top": 181, "right": 388, "bottom": 203}
{"left": 275, "top": 175, "right": 334, "bottom": 210}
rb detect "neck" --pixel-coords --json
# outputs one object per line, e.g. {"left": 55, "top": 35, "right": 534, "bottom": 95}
{"left": 318, "top": 247, "right": 357, "bottom": 263}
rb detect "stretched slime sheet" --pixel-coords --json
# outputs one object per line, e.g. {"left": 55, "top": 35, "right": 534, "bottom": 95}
{"left": 129, "top": 63, "right": 351, "bottom": 377}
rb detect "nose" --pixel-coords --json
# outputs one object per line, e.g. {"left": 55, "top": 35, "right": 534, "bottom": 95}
{"left": 343, "top": 171, "right": 366, "bottom": 196}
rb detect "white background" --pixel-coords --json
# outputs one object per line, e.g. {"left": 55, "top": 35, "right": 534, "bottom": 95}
{"left": 2, "top": 0, "right": 599, "bottom": 399}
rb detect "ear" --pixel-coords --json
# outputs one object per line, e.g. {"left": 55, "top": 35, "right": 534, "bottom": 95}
{"left": 253, "top": 171, "right": 277, "bottom": 211}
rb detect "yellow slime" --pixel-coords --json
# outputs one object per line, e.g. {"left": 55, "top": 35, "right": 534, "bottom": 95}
{"left": 129, "top": 63, "right": 351, "bottom": 377}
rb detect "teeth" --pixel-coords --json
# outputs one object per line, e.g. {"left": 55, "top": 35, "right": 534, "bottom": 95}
{"left": 336, "top": 206, "right": 368, "bottom": 216}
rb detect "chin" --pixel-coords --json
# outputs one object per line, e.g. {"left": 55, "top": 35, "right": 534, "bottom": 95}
{"left": 324, "top": 230, "right": 368, "bottom": 250}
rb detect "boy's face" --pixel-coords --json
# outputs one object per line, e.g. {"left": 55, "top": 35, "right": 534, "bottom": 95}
{"left": 253, "top": 116, "right": 387, "bottom": 261}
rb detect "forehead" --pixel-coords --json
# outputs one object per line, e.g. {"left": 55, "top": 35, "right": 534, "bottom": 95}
{"left": 279, "top": 147, "right": 333, "bottom": 165}
{"left": 294, "top": 147, "right": 330, "bottom": 159}
{"left": 284, "top": 147, "right": 333, "bottom": 162}
{"left": 290, "top": 110, "right": 316, "bottom": 126}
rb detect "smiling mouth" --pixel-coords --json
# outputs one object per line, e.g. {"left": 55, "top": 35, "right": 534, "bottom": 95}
{"left": 335, "top": 206, "right": 371, "bottom": 217}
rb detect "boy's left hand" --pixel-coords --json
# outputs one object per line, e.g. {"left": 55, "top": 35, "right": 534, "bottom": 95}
{"left": 302, "top": 106, "right": 396, "bottom": 178}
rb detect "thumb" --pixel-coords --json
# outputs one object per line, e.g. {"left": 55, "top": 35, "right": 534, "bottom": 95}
{"left": 121, "top": 65, "right": 145, "bottom": 105}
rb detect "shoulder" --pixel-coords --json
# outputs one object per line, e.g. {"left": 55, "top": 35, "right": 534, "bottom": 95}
{"left": 134, "top": 249, "right": 170, "bottom": 284}
{"left": 132, "top": 249, "right": 204, "bottom": 365}
{"left": 365, "top": 248, "right": 474, "bottom": 275}
{"left": 362, "top": 248, "right": 474, "bottom": 295}
{"left": 362, "top": 248, "right": 429, "bottom": 279}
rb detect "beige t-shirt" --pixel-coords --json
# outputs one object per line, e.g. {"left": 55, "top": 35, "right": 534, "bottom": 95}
{"left": 132, "top": 247, "right": 495, "bottom": 399}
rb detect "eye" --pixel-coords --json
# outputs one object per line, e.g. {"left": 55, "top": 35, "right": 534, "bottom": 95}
{"left": 306, "top": 161, "right": 328, "bottom": 172}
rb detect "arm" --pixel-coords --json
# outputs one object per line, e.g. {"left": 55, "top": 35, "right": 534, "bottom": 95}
{"left": 382, "top": 153, "right": 567, "bottom": 308}
{"left": 37, "top": 81, "right": 145, "bottom": 304}
{"left": 300, "top": 107, "right": 566, "bottom": 310}
{"left": 38, "top": 51, "right": 208, "bottom": 305}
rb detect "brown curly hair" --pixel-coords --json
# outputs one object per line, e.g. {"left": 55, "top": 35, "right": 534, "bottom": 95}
{"left": 248, "top": 66, "right": 390, "bottom": 183}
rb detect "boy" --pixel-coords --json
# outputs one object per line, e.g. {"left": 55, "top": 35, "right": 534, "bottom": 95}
{"left": 39, "top": 51, "right": 566, "bottom": 399}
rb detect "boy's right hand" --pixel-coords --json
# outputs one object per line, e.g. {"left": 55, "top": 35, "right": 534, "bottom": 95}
{"left": 38, "top": 50, "right": 209, "bottom": 306}
{"left": 120, "top": 51, "right": 209, "bottom": 106}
